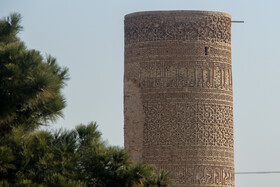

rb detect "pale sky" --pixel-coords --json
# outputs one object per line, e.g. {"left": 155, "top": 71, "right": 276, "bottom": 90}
{"left": 1, "top": 0, "right": 280, "bottom": 186}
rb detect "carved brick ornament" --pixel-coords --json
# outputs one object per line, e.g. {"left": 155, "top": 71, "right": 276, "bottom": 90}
{"left": 124, "top": 11, "right": 234, "bottom": 187}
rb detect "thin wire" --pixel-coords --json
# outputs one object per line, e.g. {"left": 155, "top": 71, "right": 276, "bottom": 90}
{"left": 231, "top": 21, "right": 245, "bottom": 23}
{"left": 236, "top": 171, "right": 280, "bottom": 175}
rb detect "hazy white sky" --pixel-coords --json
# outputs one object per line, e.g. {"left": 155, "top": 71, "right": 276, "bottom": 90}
{"left": 1, "top": 0, "right": 280, "bottom": 186}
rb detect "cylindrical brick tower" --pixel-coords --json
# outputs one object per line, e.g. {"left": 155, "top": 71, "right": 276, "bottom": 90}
{"left": 124, "top": 11, "right": 234, "bottom": 187}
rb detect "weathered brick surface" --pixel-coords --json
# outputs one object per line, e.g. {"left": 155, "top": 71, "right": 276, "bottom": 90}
{"left": 124, "top": 11, "right": 234, "bottom": 187}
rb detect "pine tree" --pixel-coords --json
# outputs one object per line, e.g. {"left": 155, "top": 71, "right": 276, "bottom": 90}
{"left": 0, "top": 13, "right": 69, "bottom": 135}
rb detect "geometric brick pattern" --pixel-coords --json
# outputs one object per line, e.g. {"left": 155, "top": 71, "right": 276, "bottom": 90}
{"left": 124, "top": 10, "right": 234, "bottom": 187}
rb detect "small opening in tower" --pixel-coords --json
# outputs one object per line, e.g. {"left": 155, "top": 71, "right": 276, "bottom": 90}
{"left": 205, "top": 47, "right": 209, "bottom": 55}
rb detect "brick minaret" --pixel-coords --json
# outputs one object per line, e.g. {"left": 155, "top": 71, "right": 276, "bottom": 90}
{"left": 124, "top": 11, "right": 234, "bottom": 187}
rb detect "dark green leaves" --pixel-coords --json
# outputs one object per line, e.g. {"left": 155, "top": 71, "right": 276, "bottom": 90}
{"left": 0, "top": 13, "right": 69, "bottom": 134}
{"left": 0, "top": 122, "right": 170, "bottom": 186}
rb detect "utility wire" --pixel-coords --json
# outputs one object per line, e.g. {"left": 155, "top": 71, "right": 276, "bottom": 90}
{"left": 236, "top": 171, "right": 280, "bottom": 175}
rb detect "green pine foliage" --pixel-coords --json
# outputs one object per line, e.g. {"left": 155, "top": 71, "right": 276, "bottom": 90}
{"left": 0, "top": 122, "right": 170, "bottom": 186}
{"left": 0, "top": 13, "right": 170, "bottom": 186}
{"left": 0, "top": 13, "right": 69, "bottom": 135}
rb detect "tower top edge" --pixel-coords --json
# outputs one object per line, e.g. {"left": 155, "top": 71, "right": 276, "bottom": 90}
{"left": 125, "top": 10, "right": 231, "bottom": 19}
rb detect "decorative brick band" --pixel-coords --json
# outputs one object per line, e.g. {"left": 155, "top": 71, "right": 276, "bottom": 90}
{"left": 156, "top": 165, "right": 235, "bottom": 186}
{"left": 125, "top": 11, "right": 231, "bottom": 44}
